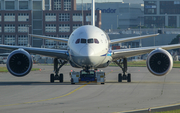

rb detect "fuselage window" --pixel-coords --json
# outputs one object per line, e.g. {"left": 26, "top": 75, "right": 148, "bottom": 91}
{"left": 94, "top": 39, "right": 99, "bottom": 44}
{"left": 88, "top": 39, "right": 93, "bottom": 43}
{"left": 75, "top": 39, "right": 80, "bottom": 44}
{"left": 81, "top": 39, "right": 86, "bottom": 43}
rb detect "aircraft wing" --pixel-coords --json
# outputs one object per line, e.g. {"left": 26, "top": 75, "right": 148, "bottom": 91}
{"left": 0, "top": 45, "right": 68, "bottom": 60}
{"left": 110, "top": 34, "right": 159, "bottom": 44}
{"left": 29, "top": 34, "right": 68, "bottom": 43}
{"left": 112, "top": 44, "right": 180, "bottom": 60}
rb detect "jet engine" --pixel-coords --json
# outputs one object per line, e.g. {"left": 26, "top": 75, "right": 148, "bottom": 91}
{"left": 6, "top": 49, "right": 33, "bottom": 77}
{"left": 146, "top": 48, "right": 173, "bottom": 76}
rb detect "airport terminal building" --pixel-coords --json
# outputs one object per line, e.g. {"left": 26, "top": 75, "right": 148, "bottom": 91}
{"left": 77, "top": 2, "right": 144, "bottom": 30}
{"left": 0, "top": 0, "right": 101, "bottom": 48}
{"left": 144, "top": 0, "right": 180, "bottom": 28}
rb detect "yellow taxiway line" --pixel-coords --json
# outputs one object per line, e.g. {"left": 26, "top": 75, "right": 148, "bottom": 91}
{"left": 0, "top": 83, "right": 88, "bottom": 107}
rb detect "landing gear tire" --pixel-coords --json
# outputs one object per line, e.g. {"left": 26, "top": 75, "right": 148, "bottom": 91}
{"left": 51, "top": 58, "right": 67, "bottom": 83}
{"left": 127, "top": 73, "right": 131, "bottom": 82}
{"left": 115, "top": 58, "right": 132, "bottom": 83}
{"left": 118, "top": 73, "right": 122, "bottom": 82}
{"left": 59, "top": 73, "right": 63, "bottom": 83}
{"left": 50, "top": 74, "right": 54, "bottom": 83}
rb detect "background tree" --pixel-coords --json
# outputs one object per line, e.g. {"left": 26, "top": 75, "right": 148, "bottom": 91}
{"left": 169, "top": 34, "right": 180, "bottom": 52}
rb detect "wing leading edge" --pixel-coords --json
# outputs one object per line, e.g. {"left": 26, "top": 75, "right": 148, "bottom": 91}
{"left": 112, "top": 44, "right": 180, "bottom": 60}
{"left": 110, "top": 34, "right": 159, "bottom": 44}
{"left": 0, "top": 44, "right": 68, "bottom": 60}
{"left": 29, "top": 34, "right": 68, "bottom": 43}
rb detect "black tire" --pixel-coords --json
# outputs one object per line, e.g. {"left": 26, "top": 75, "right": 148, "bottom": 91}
{"left": 71, "top": 78, "right": 75, "bottom": 84}
{"left": 118, "top": 73, "right": 122, "bottom": 82}
{"left": 50, "top": 74, "right": 54, "bottom": 83}
{"left": 127, "top": 73, "right": 131, "bottom": 82}
{"left": 60, "top": 73, "right": 63, "bottom": 83}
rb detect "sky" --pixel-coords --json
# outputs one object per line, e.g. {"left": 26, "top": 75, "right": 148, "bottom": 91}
{"left": 76, "top": 0, "right": 123, "bottom": 3}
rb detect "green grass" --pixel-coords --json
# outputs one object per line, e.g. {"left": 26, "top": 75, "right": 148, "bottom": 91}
{"left": 110, "top": 61, "right": 180, "bottom": 68}
{"left": 154, "top": 109, "right": 180, "bottom": 113}
{"left": 0, "top": 67, "right": 40, "bottom": 72}
{"left": 32, "top": 61, "right": 180, "bottom": 68}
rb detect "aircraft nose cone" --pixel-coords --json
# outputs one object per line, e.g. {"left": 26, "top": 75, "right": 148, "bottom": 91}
{"left": 79, "top": 46, "right": 94, "bottom": 56}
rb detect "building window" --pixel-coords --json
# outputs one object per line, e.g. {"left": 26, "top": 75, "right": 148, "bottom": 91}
{"left": 4, "top": 13, "right": 15, "bottom": 22}
{"left": 0, "top": 36, "right": 2, "bottom": 44}
{"left": 18, "top": 13, "right": 29, "bottom": 21}
{"left": 19, "top": 1, "right": 28, "bottom": 10}
{"left": 168, "top": 16, "right": 177, "bottom": 28}
{"left": 4, "top": 24, "right": 15, "bottom": 33}
{"left": 59, "top": 13, "right": 70, "bottom": 21}
{"left": 0, "top": 1, "right": 1, "bottom": 10}
{"left": 73, "top": 13, "right": 82, "bottom": 21}
{"left": 45, "top": 13, "right": 56, "bottom": 21}
{"left": 5, "top": 1, "right": 15, "bottom": 10}
{"left": 45, "top": 0, "right": 50, "bottom": 10}
{"left": 59, "top": 24, "right": 70, "bottom": 32}
{"left": 45, "top": 24, "right": 56, "bottom": 32}
{"left": 144, "top": 1, "right": 157, "bottom": 14}
{"left": 86, "top": 13, "right": 97, "bottom": 22}
{"left": 160, "top": 1, "right": 180, "bottom": 14}
{"left": 33, "top": 1, "right": 42, "bottom": 10}
{"left": 45, "top": 0, "right": 49, "bottom": 4}
{"left": 54, "top": 0, "right": 61, "bottom": 10}
{"left": 45, "top": 35, "right": 56, "bottom": 48}
{"left": 73, "top": 24, "right": 81, "bottom": 31}
{"left": 64, "top": 0, "right": 71, "bottom": 11}
{"left": 4, "top": 35, "right": 15, "bottom": 45}
{"left": 18, "top": 35, "right": 28, "bottom": 46}
{"left": 59, "top": 35, "right": 69, "bottom": 45}
{"left": 0, "top": 25, "right": 1, "bottom": 33}
{"left": 18, "top": 24, "right": 28, "bottom": 32}
{"left": 144, "top": 16, "right": 165, "bottom": 28}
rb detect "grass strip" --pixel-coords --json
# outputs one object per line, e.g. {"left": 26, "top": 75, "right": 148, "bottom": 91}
{"left": 110, "top": 61, "right": 180, "bottom": 68}
{"left": 154, "top": 109, "right": 180, "bottom": 113}
{"left": 0, "top": 67, "right": 40, "bottom": 72}
{"left": 36, "top": 61, "right": 180, "bottom": 68}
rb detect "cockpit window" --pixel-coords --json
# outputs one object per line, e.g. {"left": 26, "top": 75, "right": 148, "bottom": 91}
{"left": 88, "top": 39, "right": 93, "bottom": 43}
{"left": 81, "top": 39, "right": 86, "bottom": 43}
{"left": 75, "top": 39, "right": 80, "bottom": 44}
{"left": 76, "top": 38, "right": 99, "bottom": 44}
{"left": 94, "top": 39, "right": 99, "bottom": 44}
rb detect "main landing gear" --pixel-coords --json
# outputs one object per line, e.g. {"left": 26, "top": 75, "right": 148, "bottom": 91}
{"left": 50, "top": 58, "right": 67, "bottom": 83}
{"left": 114, "top": 58, "right": 131, "bottom": 82}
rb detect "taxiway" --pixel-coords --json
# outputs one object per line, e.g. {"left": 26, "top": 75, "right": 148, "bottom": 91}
{"left": 0, "top": 64, "right": 180, "bottom": 113}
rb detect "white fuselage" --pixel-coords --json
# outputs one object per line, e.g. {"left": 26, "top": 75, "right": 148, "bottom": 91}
{"left": 68, "top": 25, "right": 112, "bottom": 69}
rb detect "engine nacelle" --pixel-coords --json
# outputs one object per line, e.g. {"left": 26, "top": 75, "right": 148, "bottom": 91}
{"left": 6, "top": 49, "right": 33, "bottom": 77}
{"left": 146, "top": 48, "right": 173, "bottom": 76}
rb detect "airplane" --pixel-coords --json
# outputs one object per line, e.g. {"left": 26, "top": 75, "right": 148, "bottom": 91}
{"left": 0, "top": 0, "right": 180, "bottom": 83}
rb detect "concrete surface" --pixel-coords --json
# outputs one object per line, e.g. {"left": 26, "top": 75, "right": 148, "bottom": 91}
{"left": 0, "top": 64, "right": 180, "bottom": 113}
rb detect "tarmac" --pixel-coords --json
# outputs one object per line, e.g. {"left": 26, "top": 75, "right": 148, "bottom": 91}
{"left": 0, "top": 64, "right": 180, "bottom": 113}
